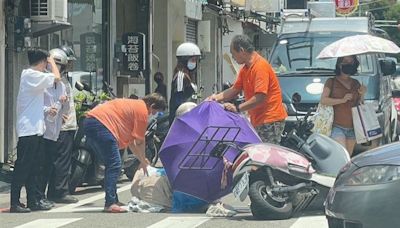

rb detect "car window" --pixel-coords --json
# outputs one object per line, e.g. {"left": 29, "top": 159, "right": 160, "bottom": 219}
{"left": 270, "top": 34, "right": 375, "bottom": 75}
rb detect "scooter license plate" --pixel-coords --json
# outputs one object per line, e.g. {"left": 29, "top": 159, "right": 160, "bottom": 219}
{"left": 233, "top": 172, "right": 249, "bottom": 201}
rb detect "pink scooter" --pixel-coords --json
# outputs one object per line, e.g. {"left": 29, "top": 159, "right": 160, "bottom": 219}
{"left": 228, "top": 95, "right": 350, "bottom": 220}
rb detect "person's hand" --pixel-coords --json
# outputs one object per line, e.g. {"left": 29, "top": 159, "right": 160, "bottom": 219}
{"left": 47, "top": 56, "right": 56, "bottom": 65}
{"left": 358, "top": 85, "right": 367, "bottom": 96}
{"left": 223, "top": 103, "right": 238, "bottom": 112}
{"left": 342, "top": 93, "right": 353, "bottom": 103}
{"left": 62, "top": 114, "right": 69, "bottom": 123}
{"left": 138, "top": 158, "right": 150, "bottom": 176}
{"left": 49, "top": 107, "right": 58, "bottom": 116}
{"left": 59, "top": 95, "right": 68, "bottom": 103}
{"left": 205, "top": 94, "right": 218, "bottom": 101}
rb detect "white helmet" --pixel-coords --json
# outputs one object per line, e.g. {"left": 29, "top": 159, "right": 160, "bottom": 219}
{"left": 175, "top": 102, "right": 197, "bottom": 117}
{"left": 176, "top": 42, "right": 201, "bottom": 57}
{"left": 49, "top": 48, "right": 68, "bottom": 66}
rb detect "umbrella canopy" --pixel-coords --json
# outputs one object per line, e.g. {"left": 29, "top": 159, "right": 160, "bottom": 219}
{"left": 317, "top": 34, "right": 400, "bottom": 59}
{"left": 159, "top": 101, "right": 262, "bottom": 202}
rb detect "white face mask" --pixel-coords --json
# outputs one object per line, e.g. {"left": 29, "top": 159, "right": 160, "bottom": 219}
{"left": 187, "top": 61, "right": 197, "bottom": 71}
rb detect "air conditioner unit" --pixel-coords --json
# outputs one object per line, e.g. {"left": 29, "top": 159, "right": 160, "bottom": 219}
{"left": 30, "top": 0, "right": 67, "bottom": 22}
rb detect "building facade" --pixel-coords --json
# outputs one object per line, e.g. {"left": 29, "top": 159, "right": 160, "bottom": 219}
{"left": 1, "top": 0, "right": 289, "bottom": 165}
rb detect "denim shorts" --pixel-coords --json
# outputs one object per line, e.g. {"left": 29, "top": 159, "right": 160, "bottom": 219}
{"left": 331, "top": 124, "right": 356, "bottom": 140}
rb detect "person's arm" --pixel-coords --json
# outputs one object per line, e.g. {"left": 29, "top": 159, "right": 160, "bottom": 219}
{"left": 47, "top": 56, "right": 61, "bottom": 82}
{"left": 128, "top": 139, "right": 150, "bottom": 175}
{"left": 207, "top": 87, "right": 241, "bottom": 102}
{"left": 60, "top": 82, "right": 70, "bottom": 115}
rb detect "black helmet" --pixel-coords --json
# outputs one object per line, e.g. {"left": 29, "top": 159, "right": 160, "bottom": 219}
{"left": 59, "top": 45, "right": 77, "bottom": 61}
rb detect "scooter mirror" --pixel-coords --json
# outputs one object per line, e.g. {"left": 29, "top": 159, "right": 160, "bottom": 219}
{"left": 292, "top": 93, "right": 301, "bottom": 105}
{"left": 75, "top": 81, "right": 84, "bottom": 91}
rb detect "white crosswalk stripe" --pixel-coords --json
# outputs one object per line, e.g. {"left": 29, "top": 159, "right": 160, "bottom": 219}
{"left": 146, "top": 217, "right": 210, "bottom": 228}
{"left": 14, "top": 218, "right": 82, "bottom": 228}
{"left": 290, "top": 216, "right": 328, "bottom": 228}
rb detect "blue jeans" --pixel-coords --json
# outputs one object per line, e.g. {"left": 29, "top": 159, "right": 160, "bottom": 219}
{"left": 83, "top": 117, "right": 121, "bottom": 207}
{"left": 331, "top": 124, "right": 356, "bottom": 140}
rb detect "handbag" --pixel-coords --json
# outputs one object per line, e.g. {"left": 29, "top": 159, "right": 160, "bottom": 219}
{"left": 311, "top": 79, "right": 334, "bottom": 136}
{"left": 352, "top": 103, "right": 382, "bottom": 144}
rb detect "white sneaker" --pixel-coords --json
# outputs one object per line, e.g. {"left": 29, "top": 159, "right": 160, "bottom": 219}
{"left": 206, "top": 203, "right": 237, "bottom": 217}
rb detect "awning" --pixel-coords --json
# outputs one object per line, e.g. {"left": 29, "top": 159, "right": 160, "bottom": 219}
{"left": 31, "top": 20, "right": 71, "bottom": 37}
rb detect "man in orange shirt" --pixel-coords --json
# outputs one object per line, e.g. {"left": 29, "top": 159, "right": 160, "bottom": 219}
{"left": 83, "top": 93, "right": 166, "bottom": 213}
{"left": 209, "top": 35, "right": 287, "bottom": 144}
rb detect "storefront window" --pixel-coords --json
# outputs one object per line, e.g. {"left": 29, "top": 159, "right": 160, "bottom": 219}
{"left": 61, "top": 0, "right": 105, "bottom": 94}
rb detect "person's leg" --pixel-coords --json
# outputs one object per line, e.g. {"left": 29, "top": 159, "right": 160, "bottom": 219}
{"left": 273, "top": 121, "right": 285, "bottom": 144}
{"left": 36, "top": 138, "right": 54, "bottom": 202}
{"left": 47, "top": 130, "right": 78, "bottom": 203}
{"left": 102, "top": 141, "right": 121, "bottom": 207}
{"left": 345, "top": 139, "right": 357, "bottom": 157}
{"left": 255, "top": 121, "right": 285, "bottom": 145}
{"left": 330, "top": 126, "right": 348, "bottom": 154}
{"left": 83, "top": 118, "right": 125, "bottom": 212}
{"left": 10, "top": 136, "right": 42, "bottom": 212}
{"left": 344, "top": 128, "right": 357, "bottom": 157}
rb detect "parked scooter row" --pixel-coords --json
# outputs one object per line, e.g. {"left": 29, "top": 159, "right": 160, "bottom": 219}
{"left": 212, "top": 94, "right": 350, "bottom": 220}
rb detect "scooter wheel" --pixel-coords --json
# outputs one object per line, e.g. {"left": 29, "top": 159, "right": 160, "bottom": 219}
{"left": 249, "top": 180, "right": 293, "bottom": 220}
{"left": 69, "top": 161, "right": 87, "bottom": 194}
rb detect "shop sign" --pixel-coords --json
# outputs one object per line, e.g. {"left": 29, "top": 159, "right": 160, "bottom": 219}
{"left": 335, "top": 0, "right": 359, "bottom": 16}
{"left": 80, "top": 32, "right": 101, "bottom": 72}
{"left": 122, "top": 32, "right": 146, "bottom": 72}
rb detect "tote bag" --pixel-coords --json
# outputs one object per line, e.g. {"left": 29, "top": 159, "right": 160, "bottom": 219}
{"left": 352, "top": 103, "right": 382, "bottom": 144}
{"left": 310, "top": 104, "right": 334, "bottom": 136}
{"left": 311, "top": 79, "right": 334, "bottom": 136}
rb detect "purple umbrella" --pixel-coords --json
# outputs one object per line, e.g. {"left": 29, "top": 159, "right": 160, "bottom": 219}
{"left": 159, "top": 101, "right": 262, "bottom": 202}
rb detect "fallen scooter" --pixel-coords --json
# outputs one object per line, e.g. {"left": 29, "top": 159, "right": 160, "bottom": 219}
{"left": 226, "top": 94, "right": 350, "bottom": 220}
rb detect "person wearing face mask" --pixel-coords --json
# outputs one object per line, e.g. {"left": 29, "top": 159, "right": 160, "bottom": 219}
{"left": 320, "top": 55, "right": 367, "bottom": 156}
{"left": 83, "top": 93, "right": 166, "bottom": 212}
{"left": 169, "top": 42, "right": 201, "bottom": 124}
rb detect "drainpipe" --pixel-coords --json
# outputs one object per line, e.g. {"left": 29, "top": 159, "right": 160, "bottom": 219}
{"left": 0, "top": 0, "right": 5, "bottom": 163}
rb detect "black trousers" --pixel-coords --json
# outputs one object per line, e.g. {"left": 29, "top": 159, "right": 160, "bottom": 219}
{"left": 48, "top": 130, "right": 75, "bottom": 198}
{"left": 10, "top": 135, "right": 43, "bottom": 205}
{"left": 36, "top": 138, "right": 55, "bottom": 200}
{"left": 38, "top": 131, "right": 75, "bottom": 199}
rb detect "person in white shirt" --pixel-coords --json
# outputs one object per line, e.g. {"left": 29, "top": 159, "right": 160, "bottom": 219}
{"left": 37, "top": 48, "right": 79, "bottom": 204}
{"left": 46, "top": 47, "right": 79, "bottom": 204}
{"left": 36, "top": 49, "right": 70, "bottom": 205}
{"left": 10, "top": 49, "right": 61, "bottom": 213}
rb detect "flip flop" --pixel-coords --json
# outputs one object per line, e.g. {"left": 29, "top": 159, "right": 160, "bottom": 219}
{"left": 103, "top": 204, "right": 128, "bottom": 213}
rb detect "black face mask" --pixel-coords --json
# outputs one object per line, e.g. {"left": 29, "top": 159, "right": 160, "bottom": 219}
{"left": 341, "top": 63, "right": 358, "bottom": 75}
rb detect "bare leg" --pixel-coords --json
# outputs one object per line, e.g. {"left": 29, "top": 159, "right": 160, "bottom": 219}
{"left": 345, "top": 139, "right": 357, "bottom": 157}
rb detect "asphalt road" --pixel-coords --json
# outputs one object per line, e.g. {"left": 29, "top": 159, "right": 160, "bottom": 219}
{"left": 0, "top": 177, "right": 328, "bottom": 228}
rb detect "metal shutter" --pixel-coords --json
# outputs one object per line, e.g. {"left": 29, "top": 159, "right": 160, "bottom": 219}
{"left": 186, "top": 19, "right": 198, "bottom": 43}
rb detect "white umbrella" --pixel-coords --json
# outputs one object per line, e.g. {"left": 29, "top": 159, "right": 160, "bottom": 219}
{"left": 317, "top": 34, "right": 400, "bottom": 59}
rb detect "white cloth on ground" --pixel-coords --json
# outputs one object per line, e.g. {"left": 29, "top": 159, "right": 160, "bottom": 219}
{"left": 128, "top": 196, "right": 165, "bottom": 213}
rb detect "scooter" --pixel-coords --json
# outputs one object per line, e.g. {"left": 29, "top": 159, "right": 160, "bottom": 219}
{"left": 227, "top": 94, "right": 350, "bottom": 220}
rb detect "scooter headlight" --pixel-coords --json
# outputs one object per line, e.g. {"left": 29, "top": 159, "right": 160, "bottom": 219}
{"left": 345, "top": 165, "right": 400, "bottom": 186}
